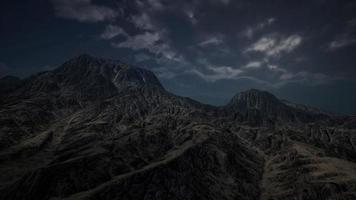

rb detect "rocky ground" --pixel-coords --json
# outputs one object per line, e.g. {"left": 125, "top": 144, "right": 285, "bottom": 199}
{"left": 0, "top": 55, "right": 355, "bottom": 200}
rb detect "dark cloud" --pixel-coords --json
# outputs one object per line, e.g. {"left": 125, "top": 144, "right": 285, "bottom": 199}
{"left": 327, "top": 34, "right": 356, "bottom": 51}
{"left": 51, "top": 0, "right": 118, "bottom": 23}
{"left": 100, "top": 25, "right": 128, "bottom": 40}
{"left": 241, "top": 17, "right": 276, "bottom": 39}
{"left": 1, "top": 0, "right": 356, "bottom": 113}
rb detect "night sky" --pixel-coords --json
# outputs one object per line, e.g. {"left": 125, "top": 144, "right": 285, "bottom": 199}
{"left": 1, "top": 0, "right": 356, "bottom": 114}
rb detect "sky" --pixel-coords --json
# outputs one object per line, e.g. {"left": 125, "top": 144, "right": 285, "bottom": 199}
{"left": 0, "top": 0, "right": 356, "bottom": 114}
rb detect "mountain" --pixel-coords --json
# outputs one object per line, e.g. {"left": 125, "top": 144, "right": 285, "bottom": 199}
{"left": 225, "top": 89, "right": 330, "bottom": 125}
{"left": 0, "top": 55, "right": 356, "bottom": 200}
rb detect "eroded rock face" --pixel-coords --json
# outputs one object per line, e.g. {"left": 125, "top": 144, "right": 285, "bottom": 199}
{"left": 0, "top": 55, "right": 355, "bottom": 200}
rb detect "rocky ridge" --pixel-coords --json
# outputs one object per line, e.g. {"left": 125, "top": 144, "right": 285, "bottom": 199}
{"left": 0, "top": 55, "right": 355, "bottom": 200}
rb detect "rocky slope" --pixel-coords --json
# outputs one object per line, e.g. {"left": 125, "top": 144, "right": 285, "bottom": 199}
{"left": 0, "top": 55, "right": 355, "bottom": 200}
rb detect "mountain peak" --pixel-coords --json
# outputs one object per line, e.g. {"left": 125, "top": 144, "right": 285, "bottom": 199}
{"left": 229, "top": 89, "right": 281, "bottom": 110}
{"left": 225, "top": 89, "right": 291, "bottom": 123}
{"left": 66, "top": 54, "right": 116, "bottom": 66}
{"left": 51, "top": 55, "right": 163, "bottom": 97}
{"left": 225, "top": 88, "right": 329, "bottom": 123}
{"left": 239, "top": 89, "right": 278, "bottom": 99}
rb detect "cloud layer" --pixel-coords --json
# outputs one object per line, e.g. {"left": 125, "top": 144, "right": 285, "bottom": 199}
{"left": 48, "top": 0, "right": 356, "bottom": 85}
{"left": 51, "top": 0, "right": 117, "bottom": 23}
{"left": 245, "top": 34, "right": 303, "bottom": 57}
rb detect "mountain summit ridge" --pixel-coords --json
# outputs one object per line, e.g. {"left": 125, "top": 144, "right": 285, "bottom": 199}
{"left": 55, "top": 54, "right": 163, "bottom": 91}
{"left": 0, "top": 54, "right": 330, "bottom": 116}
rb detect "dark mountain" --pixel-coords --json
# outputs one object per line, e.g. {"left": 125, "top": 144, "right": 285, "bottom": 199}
{"left": 53, "top": 54, "right": 163, "bottom": 94}
{"left": 225, "top": 89, "right": 330, "bottom": 125}
{"left": 14, "top": 54, "right": 163, "bottom": 101}
{"left": 0, "top": 55, "right": 356, "bottom": 200}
